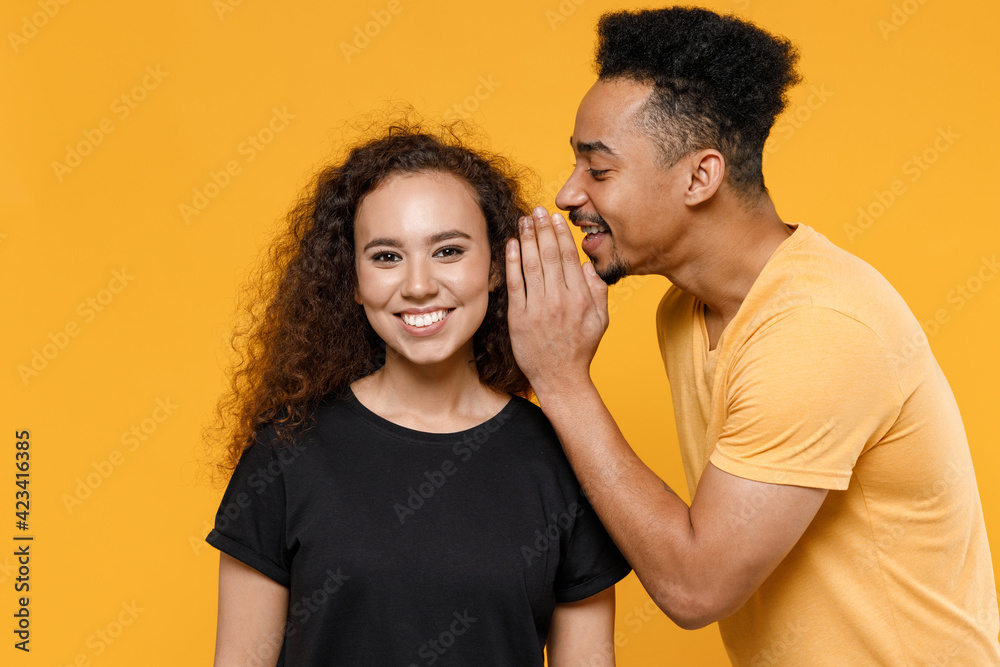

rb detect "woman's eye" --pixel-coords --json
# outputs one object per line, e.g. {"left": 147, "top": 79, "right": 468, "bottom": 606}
{"left": 586, "top": 168, "right": 609, "bottom": 180}
{"left": 371, "top": 252, "right": 400, "bottom": 263}
{"left": 434, "top": 246, "right": 465, "bottom": 259}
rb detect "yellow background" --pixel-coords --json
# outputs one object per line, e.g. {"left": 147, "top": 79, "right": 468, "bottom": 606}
{"left": 3, "top": 0, "right": 997, "bottom": 664}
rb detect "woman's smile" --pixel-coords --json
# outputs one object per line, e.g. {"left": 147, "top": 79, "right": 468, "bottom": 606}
{"left": 397, "top": 307, "right": 455, "bottom": 335}
{"left": 353, "top": 170, "right": 493, "bottom": 368}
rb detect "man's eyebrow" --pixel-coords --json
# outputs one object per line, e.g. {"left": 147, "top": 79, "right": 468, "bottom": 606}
{"left": 362, "top": 229, "right": 472, "bottom": 252}
{"left": 570, "top": 136, "right": 618, "bottom": 158}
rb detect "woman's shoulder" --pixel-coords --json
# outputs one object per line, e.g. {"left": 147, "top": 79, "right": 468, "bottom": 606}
{"left": 493, "top": 396, "right": 572, "bottom": 460}
{"left": 490, "top": 394, "right": 551, "bottom": 432}
{"left": 511, "top": 396, "right": 551, "bottom": 423}
{"left": 248, "top": 390, "right": 357, "bottom": 451}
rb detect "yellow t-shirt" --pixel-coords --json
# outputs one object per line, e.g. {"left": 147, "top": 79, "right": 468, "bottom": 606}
{"left": 656, "top": 223, "right": 1000, "bottom": 665}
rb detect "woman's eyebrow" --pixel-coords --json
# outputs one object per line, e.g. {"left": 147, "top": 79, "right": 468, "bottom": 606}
{"left": 427, "top": 230, "right": 473, "bottom": 244}
{"left": 362, "top": 237, "right": 401, "bottom": 251}
{"left": 362, "top": 230, "right": 473, "bottom": 252}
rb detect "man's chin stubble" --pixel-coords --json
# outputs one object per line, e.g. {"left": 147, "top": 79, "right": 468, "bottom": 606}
{"left": 588, "top": 254, "right": 630, "bottom": 286}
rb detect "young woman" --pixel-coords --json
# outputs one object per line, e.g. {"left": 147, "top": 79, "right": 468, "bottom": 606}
{"left": 205, "top": 125, "right": 631, "bottom": 666}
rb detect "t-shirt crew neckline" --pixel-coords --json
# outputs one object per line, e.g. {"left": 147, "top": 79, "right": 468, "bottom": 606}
{"left": 339, "top": 385, "right": 518, "bottom": 444}
{"left": 697, "top": 222, "right": 808, "bottom": 355}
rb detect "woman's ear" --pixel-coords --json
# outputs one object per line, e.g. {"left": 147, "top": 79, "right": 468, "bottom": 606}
{"left": 354, "top": 281, "right": 363, "bottom": 305}
{"left": 488, "top": 263, "right": 503, "bottom": 292}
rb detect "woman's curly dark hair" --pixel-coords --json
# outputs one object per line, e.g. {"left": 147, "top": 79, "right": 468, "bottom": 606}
{"left": 595, "top": 7, "right": 801, "bottom": 197}
{"left": 206, "top": 120, "right": 533, "bottom": 484}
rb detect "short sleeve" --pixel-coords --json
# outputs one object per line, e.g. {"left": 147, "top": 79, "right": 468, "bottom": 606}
{"left": 711, "top": 307, "right": 904, "bottom": 490}
{"left": 205, "top": 426, "right": 292, "bottom": 586}
{"left": 554, "top": 488, "right": 632, "bottom": 603}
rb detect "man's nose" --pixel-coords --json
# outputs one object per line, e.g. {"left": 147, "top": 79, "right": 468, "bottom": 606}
{"left": 555, "top": 169, "right": 589, "bottom": 212}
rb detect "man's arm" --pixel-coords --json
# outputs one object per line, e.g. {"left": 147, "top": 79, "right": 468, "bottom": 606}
{"left": 505, "top": 209, "right": 827, "bottom": 628}
{"left": 536, "top": 376, "right": 826, "bottom": 628}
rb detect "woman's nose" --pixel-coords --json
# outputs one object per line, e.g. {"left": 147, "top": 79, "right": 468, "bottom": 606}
{"left": 400, "top": 259, "right": 439, "bottom": 299}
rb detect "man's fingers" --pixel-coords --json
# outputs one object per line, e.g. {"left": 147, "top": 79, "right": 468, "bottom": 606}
{"left": 584, "top": 262, "right": 610, "bottom": 329}
{"left": 550, "top": 211, "right": 587, "bottom": 292}
{"left": 530, "top": 206, "right": 566, "bottom": 293}
{"left": 505, "top": 238, "right": 526, "bottom": 315}
{"left": 518, "top": 214, "right": 545, "bottom": 298}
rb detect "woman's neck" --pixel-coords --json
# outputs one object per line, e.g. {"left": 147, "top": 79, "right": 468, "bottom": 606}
{"left": 350, "top": 350, "right": 510, "bottom": 433}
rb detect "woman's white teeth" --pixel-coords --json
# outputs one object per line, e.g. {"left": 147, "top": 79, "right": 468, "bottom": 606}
{"left": 401, "top": 310, "right": 448, "bottom": 327}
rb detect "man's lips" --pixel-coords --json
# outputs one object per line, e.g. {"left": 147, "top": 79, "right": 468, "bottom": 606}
{"left": 580, "top": 231, "right": 608, "bottom": 256}
{"left": 568, "top": 210, "right": 610, "bottom": 236}
{"left": 568, "top": 213, "right": 610, "bottom": 257}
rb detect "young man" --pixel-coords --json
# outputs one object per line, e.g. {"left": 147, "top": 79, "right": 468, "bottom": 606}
{"left": 506, "top": 7, "right": 1000, "bottom": 664}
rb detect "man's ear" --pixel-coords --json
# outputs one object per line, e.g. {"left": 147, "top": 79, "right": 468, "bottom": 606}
{"left": 684, "top": 149, "right": 725, "bottom": 206}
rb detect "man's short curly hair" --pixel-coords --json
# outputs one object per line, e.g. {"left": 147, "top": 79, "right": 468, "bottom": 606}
{"left": 596, "top": 7, "right": 801, "bottom": 198}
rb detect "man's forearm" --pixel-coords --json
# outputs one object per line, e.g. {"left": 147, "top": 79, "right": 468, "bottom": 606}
{"left": 532, "top": 375, "right": 721, "bottom": 628}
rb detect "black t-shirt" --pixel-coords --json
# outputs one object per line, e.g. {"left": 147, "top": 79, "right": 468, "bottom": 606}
{"left": 206, "top": 389, "right": 631, "bottom": 666}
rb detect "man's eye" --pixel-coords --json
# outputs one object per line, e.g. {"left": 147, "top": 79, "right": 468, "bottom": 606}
{"left": 586, "top": 168, "right": 609, "bottom": 179}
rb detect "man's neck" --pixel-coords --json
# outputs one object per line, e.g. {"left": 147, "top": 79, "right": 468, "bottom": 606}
{"left": 666, "top": 197, "right": 793, "bottom": 337}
